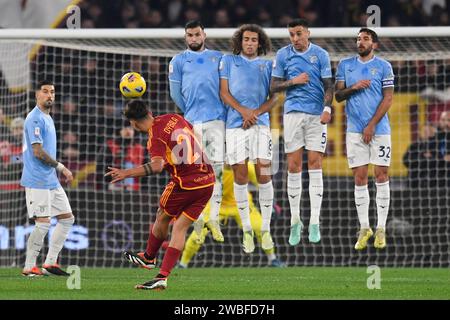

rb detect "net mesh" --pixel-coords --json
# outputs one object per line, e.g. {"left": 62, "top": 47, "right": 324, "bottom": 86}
{"left": 0, "top": 32, "right": 449, "bottom": 268}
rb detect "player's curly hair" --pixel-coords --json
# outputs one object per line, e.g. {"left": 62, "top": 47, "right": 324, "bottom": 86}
{"left": 123, "top": 100, "right": 149, "bottom": 120}
{"left": 231, "top": 24, "right": 272, "bottom": 56}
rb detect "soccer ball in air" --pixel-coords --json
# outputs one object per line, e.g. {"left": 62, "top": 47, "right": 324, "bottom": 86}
{"left": 119, "top": 72, "right": 146, "bottom": 98}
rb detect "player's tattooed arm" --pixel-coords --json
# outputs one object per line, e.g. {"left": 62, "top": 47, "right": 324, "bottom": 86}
{"left": 32, "top": 143, "right": 59, "bottom": 168}
{"left": 322, "top": 78, "right": 334, "bottom": 107}
{"left": 270, "top": 73, "right": 309, "bottom": 94}
{"left": 319, "top": 78, "right": 334, "bottom": 124}
{"left": 32, "top": 143, "right": 73, "bottom": 182}
{"left": 335, "top": 79, "right": 371, "bottom": 102}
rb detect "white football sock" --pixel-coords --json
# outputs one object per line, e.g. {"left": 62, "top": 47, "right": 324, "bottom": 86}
{"left": 287, "top": 172, "right": 302, "bottom": 225}
{"left": 308, "top": 169, "right": 323, "bottom": 225}
{"left": 355, "top": 185, "right": 370, "bottom": 229}
{"left": 234, "top": 182, "right": 252, "bottom": 232}
{"left": 209, "top": 163, "right": 223, "bottom": 222}
{"left": 44, "top": 217, "right": 74, "bottom": 266}
{"left": 376, "top": 181, "right": 390, "bottom": 229}
{"left": 24, "top": 221, "right": 50, "bottom": 270}
{"left": 259, "top": 180, "right": 274, "bottom": 232}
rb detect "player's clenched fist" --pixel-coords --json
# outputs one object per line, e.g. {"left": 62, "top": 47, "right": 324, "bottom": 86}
{"left": 292, "top": 72, "right": 309, "bottom": 85}
{"left": 351, "top": 79, "right": 371, "bottom": 90}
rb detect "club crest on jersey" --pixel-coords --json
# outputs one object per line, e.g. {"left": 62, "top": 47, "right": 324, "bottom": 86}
{"left": 309, "top": 55, "right": 318, "bottom": 63}
{"left": 211, "top": 56, "right": 218, "bottom": 63}
{"left": 370, "top": 68, "right": 378, "bottom": 75}
{"left": 259, "top": 63, "right": 266, "bottom": 72}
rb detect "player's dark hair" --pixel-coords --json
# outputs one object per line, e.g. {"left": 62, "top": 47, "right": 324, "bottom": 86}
{"left": 123, "top": 100, "right": 149, "bottom": 120}
{"left": 231, "top": 24, "right": 272, "bottom": 56}
{"left": 185, "top": 20, "right": 204, "bottom": 30}
{"left": 36, "top": 80, "right": 54, "bottom": 90}
{"left": 359, "top": 28, "right": 379, "bottom": 43}
{"left": 287, "top": 18, "right": 309, "bottom": 29}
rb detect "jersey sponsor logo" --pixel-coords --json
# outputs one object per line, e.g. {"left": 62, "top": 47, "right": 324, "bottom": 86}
{"left": 34, "top": 127, "right": 40, "bottom": 137}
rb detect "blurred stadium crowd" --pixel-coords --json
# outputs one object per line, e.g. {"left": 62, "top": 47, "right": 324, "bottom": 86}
{"left": 77, "top": 0, "right": 449, "bottom": 28}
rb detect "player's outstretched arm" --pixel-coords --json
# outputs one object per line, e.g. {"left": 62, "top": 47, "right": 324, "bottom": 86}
{"left": 105, "top": 157, "right": 164, "bottom": 184}
{"left": 335, "top": 80, "right": 371, "bottom": 102}
{"left": 32, "top": 143, "right": 73, "bottom": 183}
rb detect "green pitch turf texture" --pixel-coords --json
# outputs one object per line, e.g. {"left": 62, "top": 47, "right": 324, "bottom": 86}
{"left": 0, "top": 267, "right": 448, "bottom": 300}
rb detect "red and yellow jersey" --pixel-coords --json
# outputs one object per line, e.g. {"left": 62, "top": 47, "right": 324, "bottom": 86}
{"left": 147, "top": 114, "right": 215, "bottom": 190}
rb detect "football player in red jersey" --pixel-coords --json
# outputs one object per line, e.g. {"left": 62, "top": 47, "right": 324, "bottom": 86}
{"left": 105, "top": 100, "right": 215, "bottom": 290}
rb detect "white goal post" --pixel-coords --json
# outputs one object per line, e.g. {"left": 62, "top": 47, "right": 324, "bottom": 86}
{"left": 0, "top": 27, "right": 449, "bottom": 268}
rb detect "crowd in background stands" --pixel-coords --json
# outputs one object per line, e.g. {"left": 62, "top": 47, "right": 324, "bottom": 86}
{"left": 77, "top": 0, "right": 449, "bottom": 29}
{"left": 1, "top": 53, "right": 449, "bottom": 190}
{"left": 1, "top": 0, "right": 450, "bottom": 190}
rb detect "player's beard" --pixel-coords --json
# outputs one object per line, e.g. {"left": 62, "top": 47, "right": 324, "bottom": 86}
{"left": 358, "top": 45, "right": 373, "bottom": 57}
{"left": 43, "top": 99, "right": 54, "bottom": 110}
{"left": 188, "top": 41, "right": 204, "bottom": 51}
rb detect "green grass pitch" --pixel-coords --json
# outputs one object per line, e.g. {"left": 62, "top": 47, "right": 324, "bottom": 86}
{"left": 0, "top": 267, "right": 448, "bottom": 300}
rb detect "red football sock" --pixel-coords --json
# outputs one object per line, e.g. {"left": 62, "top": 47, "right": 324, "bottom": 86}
{"left": 145, "top": 231, "right": 165, "bottom": 260}
{"left": 159, "top": 247, "right": 181, "bottom": 278}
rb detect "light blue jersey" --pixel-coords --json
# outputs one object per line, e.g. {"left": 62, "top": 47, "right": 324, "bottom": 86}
{"left": 169, "top": 49, "right": 226, "bottom": 124}
{"left": 20, "top": 106, "right": 60, "bottom": 189}
{"left": 336, "top": 55, "right": 394, "bottom": 135}
{"left": 272, "top": 43, "right": 332, "bottom": 115}
{"left": 219, "top": 54, "right": 272, "bottom": 129}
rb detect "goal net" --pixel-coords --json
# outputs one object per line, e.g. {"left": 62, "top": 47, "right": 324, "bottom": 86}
{"left": 0, "top": 28, "right": 449, "bottom": 268}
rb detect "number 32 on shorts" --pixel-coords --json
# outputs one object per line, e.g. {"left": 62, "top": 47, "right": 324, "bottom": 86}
{"left": 378, "top": 145, "right": 391, "bottom": 159}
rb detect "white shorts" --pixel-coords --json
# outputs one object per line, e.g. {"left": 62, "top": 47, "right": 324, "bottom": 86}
{"left": 25, "top": 187, "right": 72, "bottom": 219}
{"left": 226, "top": 125, "right": 272, "bottom": 165}
{"left": 283, "top": 112, "right": 327, "bottom": 154}
{"left": 193, "top": 120, "right": 225, "bottom": 163}
{"left": 346, "top": 133, "right": 391, "bottom": 168}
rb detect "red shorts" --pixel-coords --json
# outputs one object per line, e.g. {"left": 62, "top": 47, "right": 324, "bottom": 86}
{"left": 159, "top": 181, "right": 214, "bottom": 221}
